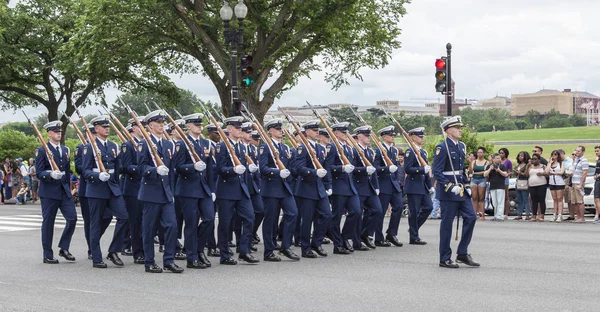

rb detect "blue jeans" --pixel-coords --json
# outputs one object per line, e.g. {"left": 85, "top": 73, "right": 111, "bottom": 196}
{"left": 516, "top": 189, "right": 530, "bottom": 217}
{"left": 430, "top": 191, "right": 441, "bottom": 218}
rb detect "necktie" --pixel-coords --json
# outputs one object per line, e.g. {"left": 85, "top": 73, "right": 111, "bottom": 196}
{"left": 157, "top": 140, "right": 162, "bottom": 156}
{"left": 55, "top": 145, "right": 61, "bottom": 158}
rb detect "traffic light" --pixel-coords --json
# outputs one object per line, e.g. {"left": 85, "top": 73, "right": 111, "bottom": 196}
{"left": 435, "top": 57, "right": 447, "bottom": 93}
{"left": 240, "top": 54, "right": 254, "bottom": 87}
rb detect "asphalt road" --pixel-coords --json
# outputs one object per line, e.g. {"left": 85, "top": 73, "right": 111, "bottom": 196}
{"left": 0, "top": 204, "right": 598, "bottom": 312}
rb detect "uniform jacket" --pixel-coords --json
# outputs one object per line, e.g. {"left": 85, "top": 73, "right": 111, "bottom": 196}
{"left": 433, "top": 137, "right": 470, "bottom": 202}
{"left": 293, "top": 141, "right": 330, "bottom": 200}
{"left": 119, "top": 137, "right": 142, "bottom": 197}
{"left": 137, "top": 135, "right": 174, "bottom": 204}
{"left": 352, "top": 144, "right": 380, "bottom": 197}
{"left": 173, "top": 135, "right": 214, "bottom": 199}
{"left": 74, "top": 144, "right": 87, "bottom": 197}
{"left": 82, "top": 138, "right": 122, "bottom": 199}
{"left": 35, "top": 144, "right": 72, "bottom": 200}
{"left": 245, "top": 143, "right": 260, "bottom": 195}
{"left": 325, "top": 142, "right": 358, "bottom": 196}
{"left": 214, "top": 139, "right": 250, "bottom": 200}
{"left": 403, "top": 147, "right": 433, "bottom": 195}
{"left": 374, "top": 143, "right": 402, "bottom": 195}
{"left": 258, "top": 139, "right": 294, "bottom": 198}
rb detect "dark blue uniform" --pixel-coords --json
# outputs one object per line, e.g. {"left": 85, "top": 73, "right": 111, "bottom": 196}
{"left": 353, "top": 146, "right": 382, "bottom": 246}
{"left": 215, "top": 139, "right": 255, "bottom": 262}
{"left": 326, "top": 143, "right": 361, "bottom": 249}
{"left": 293, "top": 142, "right": 332, "bottom": 254}
{"left": 173, "top": 135, "right": 215, "bottom": 262}
{"left": 119, "top": 137, "right": 144, "bottom": 260}
{"left": 82, "top": 138, "right": 129, "bottom": 264}
{"left": 205, "top": 139, "right": 219, "bottom": 253}
{"left": 35, "top": 144, "right": 77, "bottom": 260}
{"left": 137, "top": 135, "right": 179, "bottom": 268}
{"left": 373, "top": 143, "right": 404, "bottom": 241}
{"left": 433, "top": 137, "right": 476, "bottom": 262}
{"left": 403, "top": 147, "right": 433, "bottom": 242}
{"left": 259, "top": 140, "right": 298, "bottom": 257}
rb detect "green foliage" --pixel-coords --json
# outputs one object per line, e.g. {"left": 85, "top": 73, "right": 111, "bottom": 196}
{"left": 568, "top": 114, "right": 586, "bottom": 127}
{"left": 544, "top": 108, "right": 562, "bottom": 119}
{"left": 327, "top": 107, "right": 361, "bottom": 130}
{"left": 541, "top": 116, "right": 572, "bottom": 129}
{"left": 423, "top": 126, "right": 494, "bottom": 165}
{"left": 524, "top": 109, "right": 542, "bottom": 126}
{"left": 514, "top": 119, "right": 529, "bottom": 130}
{"left": 1, "top": 122, "right": 36, "bottom": 136}
{"left": 0, "top": 129, "right": 39, "bottom": 161}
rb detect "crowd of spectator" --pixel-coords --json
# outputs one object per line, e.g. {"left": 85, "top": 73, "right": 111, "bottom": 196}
{"left": 0, "top": 157, "right": 39, "bottom": 205}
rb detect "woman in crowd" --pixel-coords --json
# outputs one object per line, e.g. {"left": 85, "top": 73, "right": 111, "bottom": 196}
{"left": 28, "top": 158, "right": 38, "bottom": 202}
{"left": 546, "top": 150, "right": 565, "bottom": 222}
{"left": 3, "top": 157, "right": 14, "bottom": 200}
{"left": 469, "top": 147, "right": 488, "bottom": 220}
{"left": 527, "top": 153, "right": 548, "bottom": 222}
{"left": 498, "top": 148, "right": 513, "bottom": 219}
{"left": 14, "top": 182, "right": 29, "bottom": 205}
{"left": 513, "top": 151, "right": 531, "bottom": 220}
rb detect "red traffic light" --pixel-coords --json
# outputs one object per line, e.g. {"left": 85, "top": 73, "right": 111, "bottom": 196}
{"left": 435, "top": 59, "right": 446, "bottom": 69}
{"left": 241, "top": 55, "right": 253, "bottom": 64}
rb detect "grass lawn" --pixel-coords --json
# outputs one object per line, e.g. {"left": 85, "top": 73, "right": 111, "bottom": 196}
{"left": 475, "top": 126, "right": 600, "bottom": 141}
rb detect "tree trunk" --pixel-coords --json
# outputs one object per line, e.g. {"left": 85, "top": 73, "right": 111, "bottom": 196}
{"left": 217, "top": 87, "right": 231, "bottom": 118}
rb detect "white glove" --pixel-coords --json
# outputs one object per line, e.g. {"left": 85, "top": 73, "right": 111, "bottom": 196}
{"left": 424, "top": 166, "right": 431, "bottom": 174}
{"left": 248, "top": 164, "right": 258, "bottom": 173}
{"left": 389, "top": 165, "right": 398, "bottom": 173}
{"left": 326, "top": 189, "right": 333, "bottom": 196}
{"left": 98, "top": 172, "right": 110, "bottom": 182}
{"left": 376, "top": 189, "right": 380, "bottom": 196}
{"left": 279, "top": 169, "right": 291, "bottom": 179}
{"left": 157, "top": 165, "right": 169, "bottom": 176}
{"left": 429, "top": 187, "right": 435, "bottom": 195}
{"left": 450, "top": 186, "right": 461, "bottom": 195}
{"left": 316, "top": 169, "right": 327, "bottom": 178}
{"left": 366, "top": 166, "right": 376, "bottom": 175}
{"left": 234, "top": 165, "right": 246, "bottom": 175}
{"left": 211, "top": 193, "right": 216, "bottom": 202}
{"left": 466, "top": 188, "right": 472, "bottom": 197}
{"left": 194, "top": 161, "right": 207, "bottom": 172}
{"left": 50, "top": 170, "right": 63, "bottom": 180}
{"left": 344, "top": 164, "right": 355, "bottom": 173}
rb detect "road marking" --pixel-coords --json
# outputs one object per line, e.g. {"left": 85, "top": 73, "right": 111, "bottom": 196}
{"left": 55, "top": 287, "right": 103, "bottom": 294}
{"left": 0, "top": 214, "right": 115, "bottom": 233}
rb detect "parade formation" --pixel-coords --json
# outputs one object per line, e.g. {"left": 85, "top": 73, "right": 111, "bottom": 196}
{"left": 29, "top": 102, "right": 480, "bottom": 273}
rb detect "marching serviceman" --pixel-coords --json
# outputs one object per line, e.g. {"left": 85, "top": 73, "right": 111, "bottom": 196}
{"left": 250, "top": 130, "right": 263, "bottom": 244}
{"left": 214, "top": 116, "right": 258, "bottom": 265}
{"left": 173, "top": 113, "right": 215, "bottom": 269}
{"left": 318, "top": 128, "right": 333, "bottom": 245}
{"left": 352, "top": 126, "right": 382, "bottom": 250}
{"left": 205, "top": 123, "right": 221, "bottom": 257}
{"left": 137, "top": 111, "right": 184, "bottom": 273}
{"left": 433, "top": 116, "right": 479, "bottom": 268}
{"left": 119, "top": 116, "right": 146, "bottom": 264}
{"left": 373, "top": 126, "right": 404, "bottom": 247}
{"left": 35, "top": 120, "right": 77, "bottom": 264}
{"left": 169, "top": 119, "right": 186, "bottom": 260}
{"left": 82, "top": 116, "right": 129, "bottom": 268}
{"left": 326, "top": 122, "right": 360, "bottom": 254}
{"left": 403, "top": 127, "right": 433, "bottom": 245}
{"left": 293, "top": 120, "right": 332, "bottom": 258}
{"left": 259, "top": 119, "right": 300, "bottom": 261}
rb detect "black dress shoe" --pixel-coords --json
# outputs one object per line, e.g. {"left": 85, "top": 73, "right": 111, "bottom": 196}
{"left": 294, "top": 241, "right": 301, "bottom": 247}
{"left": 186, "top": 260, "right": 207, "bottom": 269}
{"left": 93, "top": 262, "right": 107, "bottom": 268}
{"left": 87, "top": 253, "right": 92, "bottom": 260}
{"left": 456, "top": 254, "right": 480, "bottom": 267}
{"left": 343, "top": 240, "right": 354, "bottom": 252}
{"left": 264, "top": 253, "right": 281, "bottom": 262}
{"left": 220, "top": 258, "right": 237, "bottom": 265}
{"left": 145, "top": 263, "right": 163, "bottom": 273}
{"left": 174, "top": 252, "right": 186, "bottom": 260}
{"left": 198, "top": 252, "right": 211, "bottom": 267}
{"left": 409, "top": 239, "right": 427, "bottom": 245}
{"left": 275, "top": 242, "right": 282, "bottom": 250}
{"left": 375, "top": 240, "right": 392, "bottom": 247}
{"left": 279, "top": 248, "right": 300, "bottom": 261}
{"left": 158, "top": 245, "right": 164, "bottom": 253}
{"left": 311, "top": 246, "right": 328, "bottom": 257}
{"left": 252, "top": 234, "right": 261, "bottom": 244}
{"left": 121, "top": 248, "right": 133, "bottom": 256}
{"left": 333, "top": 246, "right": 351, "bottom": 255}
{"left": 43, "top": 257, "right": 59, "bottom": 264}
{"left": 106, "top": 252, "right": 124, "bottom": 266}
{"left": 250, "top": 244, "right": 258, "bottom": 252}
{"left": 59, "top": 249, "right": 76, "bottom": 261}
{"left": 229, "top": 247, "right": 235, "bottom": 255}
{"left": 354, "top": 243, "right": 370, "bottom": 251}
{"left": 134, "top": 257, "right": 145, "bottom": 264}
{"left": 322, "top": 237, "right": 332, "bottom": 244}
{"left": 164, "top": 263, "right": 184, "bottom": 273}
{"left": 238, "top": 253, "right": 260, "bottom": 264}
{"left": 153, "top": 236, "right": 160, "bottom": 244}
{"left": 302, "top": 250, "right": 318, "bottom": 258}
{"left": 361, "top": 235, "right": 376, "bottom": 249}
{"left": 228, "top": 241, "right": 236, "bottom": 247}
{"left": 207, "top": 248, "right": 220, "bottom": 257}
{"left": 386, "top": 234, "right": 403, "bottom": 247}
{"left": 439, "top": 259, "right": 459, "bottom": 268}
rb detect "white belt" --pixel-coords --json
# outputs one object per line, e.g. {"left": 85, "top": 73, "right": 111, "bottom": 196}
{"left": 443, "top": 170, "right": 463, "bottom": 175}
{"left": 92, "top": 169, "right": 115, "bottom": 173}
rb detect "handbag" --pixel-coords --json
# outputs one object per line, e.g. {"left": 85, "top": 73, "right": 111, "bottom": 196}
{"left": 516, "top": 179, "right": 528, "bottom": 190}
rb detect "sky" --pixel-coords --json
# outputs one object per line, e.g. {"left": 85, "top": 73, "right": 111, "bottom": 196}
{"left": 5, "top": 0, "right": 600, "bottom": 122}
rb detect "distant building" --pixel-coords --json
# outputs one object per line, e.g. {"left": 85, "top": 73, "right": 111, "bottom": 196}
{"left": 511, "top": 89, "right": 600, "bottom": 120}
{"left": 470, "top": 96, "right": 511, "bottom": 111}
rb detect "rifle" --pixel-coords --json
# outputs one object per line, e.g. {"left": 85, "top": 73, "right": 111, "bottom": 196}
{"left": 121, "top": 99, "right": 165, "bottom": 167}
{"left": 154, "top": 105, "right": 201, "bottom": 163}
{"left": 304, "top": 102, "right": 350, "bottom": 166}
{"left": 343, "top": 125, "right": 373, "bottom": 167}
{"left": 351, "top": 108, "right": 394, "bottom": 166}
{"left": 199, "top": 104, "right": 242, "bottom": 167}
{"left": 103, "top": 107, "right": 136, "bottom": 146}
{"left": 383, "top": 109, "right": 429, "bottom": 168}
{"left": 75, "top": 109, "right": 107, "bottom": 173}
{"left": 277, "top": 106, "right": 323, "bottom": 170}
{"left": 23, "top": 111, "right": 60, "bottom": 171}
{"left": 283, "top": 128, "right": 298, "bottom": 149}
{"left": 63, "top": 112, "right": 87, "bottom": 145}
{"left": 99, "top": 110, "right": 126, "bottom": 144}
{"left": 241, "top": 107, "right": 286, "bottom": 170}
{"left": 152, "top": 102, "right": 205, "bottom": 141}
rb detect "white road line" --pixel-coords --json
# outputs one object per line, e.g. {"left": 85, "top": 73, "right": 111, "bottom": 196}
{"left": 55, "top": 287, "right": 103, "bottom": 294}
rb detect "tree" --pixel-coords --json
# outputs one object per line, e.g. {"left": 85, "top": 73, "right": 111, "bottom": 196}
{"left": 328, "top": 107, "right": 361, "bottom": 130}
{"left": 116, "top": 0, "right": 409, "bottom": 120}
{"left": 0, "top": 0, "right": 183, "bottom": 141}
{"left": 542, "top": 116, "right": 571, "bottom": 129}
{"left": 568, "top": 114, "right": 586, "bottom": 127}
{"left": 0, "top": 129, "right": 39, "bottom": 161}
{"left": 544, "top": 108, "right": 562, "bottom": 119}
{"left": 0, "top": 122, "right": 36, "bottom": 136}
{"left": 524, "top": 109, "right": 541, "bottom": 126}
{"left": 514, "top": 119, "right": 529, "bottom": 130}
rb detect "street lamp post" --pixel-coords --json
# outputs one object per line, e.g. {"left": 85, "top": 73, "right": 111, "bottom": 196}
{"left": 220, "top": 0, "right": 248, "bottom": 116}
